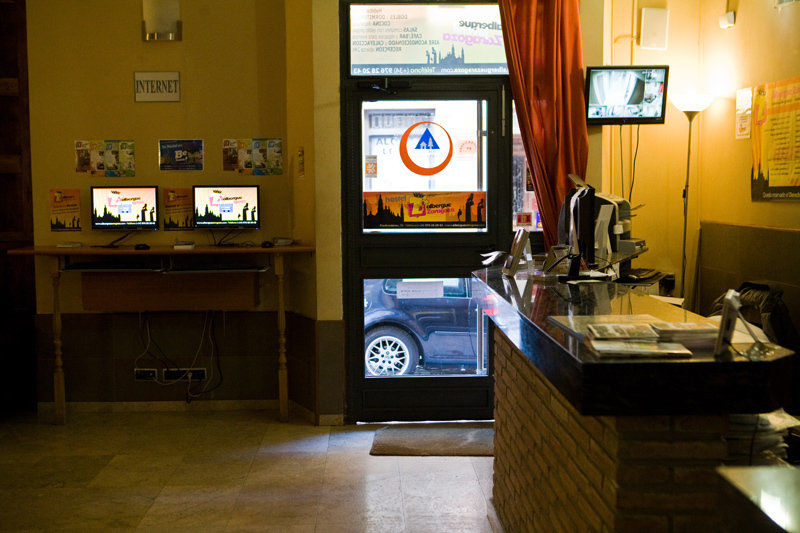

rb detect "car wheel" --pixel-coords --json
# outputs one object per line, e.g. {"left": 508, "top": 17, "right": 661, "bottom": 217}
{"left": 364, "top": 326, "right": 419, "bottom": 376}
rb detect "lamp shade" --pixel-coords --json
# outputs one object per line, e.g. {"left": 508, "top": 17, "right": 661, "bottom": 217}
{"left": 142, "top": 0, "right": 181, "bottom": 41}
{"left": 671, "top": 92, "right": 714, "bottom": 113}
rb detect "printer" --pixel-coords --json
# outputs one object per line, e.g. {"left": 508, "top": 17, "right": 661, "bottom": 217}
{"left": 594, "top": 193, "right": 645, "bottom": 256}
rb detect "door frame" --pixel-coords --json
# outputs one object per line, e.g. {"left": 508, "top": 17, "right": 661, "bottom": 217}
{"left": 339, "top": 0, "right": 514, "bottom": 423}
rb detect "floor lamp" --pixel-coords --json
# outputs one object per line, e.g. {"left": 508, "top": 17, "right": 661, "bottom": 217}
{"left": 671, "top": 93, "right": 714, "bottom": 301}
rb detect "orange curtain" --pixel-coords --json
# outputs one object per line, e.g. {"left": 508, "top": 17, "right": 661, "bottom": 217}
{"left": 499, "top": 0, "right": 589, "bottom": 249}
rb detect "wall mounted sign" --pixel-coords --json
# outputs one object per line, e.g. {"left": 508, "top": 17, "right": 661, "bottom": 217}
{"left": 751, "top": 75, "right": 800, "bottom": 201}
{"left": 159, "top": 139, "right": 203, "bottom": 171}
{"left": 363, "top": 191, "right": 487, "bottom": 229}
{"left": 134, "top": 71, "right": 180, "bottom": 102}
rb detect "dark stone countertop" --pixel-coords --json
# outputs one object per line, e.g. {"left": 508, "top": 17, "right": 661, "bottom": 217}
{"left": 474, "top": 267, "right": 795, "bottom": 415}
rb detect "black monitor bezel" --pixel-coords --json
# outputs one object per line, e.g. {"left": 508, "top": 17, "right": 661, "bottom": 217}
{"left": 192, "top": 185, "right": 261, "bottom": 230}
{"left": 90, "top": 185, "right": 160, "bottom": 231}
{"left": 584, "top": 65, "right": 669, "bottom": 126}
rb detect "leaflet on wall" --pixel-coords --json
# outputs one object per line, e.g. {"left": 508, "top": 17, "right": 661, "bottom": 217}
{"left": 118, "top": 140, "right": 135, "bottom": 176}
{"left": 75, "top": 141, "right": 91, "bottom": 172}
{"left": 751, "top": 76, "right": 800, "bottom": 201}
{"left": 89, "top": 140, "right": 106, "bottom": 176}
{"left": 735, "top": 88, "right": 752, "bottom": 140}
{"left": 363, "top": 191, "right": 487, "bottom": 229}
{"left": 159, "top": 139, "right": 204, "bottom": 171}
{"left": 103, "top": 140, "right": 120, "bottom": 176}
{"left": 349, "top": 4, "right": 508, "bottom": 76}
{"left": 261, "top": 138, "right": 283, "bottom": 175}
{"left": 163, "top": 188, "right": 193, "bottom": 230}
{"left": 49, "top": 189, "right": 81, "bottom": 231}
{"left": 222, "top": 138, "right": 283, "bottom": 175}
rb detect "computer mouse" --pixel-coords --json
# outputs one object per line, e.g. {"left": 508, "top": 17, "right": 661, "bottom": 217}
{"left": 134, "top": 244, "right": 150, "bottom": 250}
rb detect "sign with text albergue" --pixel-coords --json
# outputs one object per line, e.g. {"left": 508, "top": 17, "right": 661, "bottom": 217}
{"left": 134, "top": 71, "right": 180, "bottom": 102}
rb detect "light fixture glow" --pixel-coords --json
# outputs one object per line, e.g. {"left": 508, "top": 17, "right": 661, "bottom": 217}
{"left": 671, "top": 92, "right": 715, "bottom": 113}
{"left": 142, "top": 0, "right": 182, "bottom": 41}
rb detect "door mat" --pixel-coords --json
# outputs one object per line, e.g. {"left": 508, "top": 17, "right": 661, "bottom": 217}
{"left": 370, "top": 422, "right": 494, "bottom": 456}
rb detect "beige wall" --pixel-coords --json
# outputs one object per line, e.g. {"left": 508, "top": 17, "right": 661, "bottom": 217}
{"left": 27, "top": 0, "right": 291, "bottom": 313}
{"left": 697, "top": 0, "right": 800, "bottom": 230}
{"left": 600, "top": 0, "right": 800, "bottom": 305}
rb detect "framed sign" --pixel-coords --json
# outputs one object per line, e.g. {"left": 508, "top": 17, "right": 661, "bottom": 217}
{"left": 135, "top": 71, "right": 180, "bottom": 102}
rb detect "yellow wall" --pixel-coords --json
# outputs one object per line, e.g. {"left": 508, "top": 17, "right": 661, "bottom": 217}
{"left": 697, "top": 0, "right": 800, "bottom": 229}
{"left": 602, "top": 0, "right": 800, "bottom": 305}
{"left": 27, "top": 0, "right": 290, "bottom": 313}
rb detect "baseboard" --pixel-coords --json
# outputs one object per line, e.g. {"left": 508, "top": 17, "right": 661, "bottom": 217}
{"left": 291, "top": 401, "right": 316, "bottom": 424}
{"left": 317, "top": 413, "right": 344, "bottom": 426}
{"left": 37, "top": 399, "right": 278, "bottom": 416}
{"left": 487, "top": 497, "right": 505, "bottom": 533}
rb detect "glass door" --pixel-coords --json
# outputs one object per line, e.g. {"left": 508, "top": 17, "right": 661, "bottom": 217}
{"left": 343, "top": 85, "right": 511, "bottom": 422}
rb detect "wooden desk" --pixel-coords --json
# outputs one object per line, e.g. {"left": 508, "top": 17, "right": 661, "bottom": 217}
{"left": 8, "top": 245, "right": 314, "bottom": 423}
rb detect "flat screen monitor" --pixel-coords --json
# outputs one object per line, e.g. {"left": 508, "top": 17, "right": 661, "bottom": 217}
{"left": 91, "top": 186, "right": 159, "bottom": 230}
{"left": 193, "top": 185, "right": 260, "bottom": 229}
{"left": 585, "top": 65, "right": 669, "bottom": 125}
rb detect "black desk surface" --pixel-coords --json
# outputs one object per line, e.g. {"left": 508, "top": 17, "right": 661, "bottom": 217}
{"left": 474, "top": 267, "right": 795, "bottom": 415}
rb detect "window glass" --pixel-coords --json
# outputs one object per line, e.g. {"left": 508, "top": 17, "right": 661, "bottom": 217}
{"left": 364, "top": 278, "right": 487, "bottom": 377}
{"left": 510, "top": 104, "right": 541, "bottom": 231}
{"left": 350, "top": 4, "right": 508, "bottom": 76}
{"left": 362, "top": 99, "right": 489, "bottom": 233}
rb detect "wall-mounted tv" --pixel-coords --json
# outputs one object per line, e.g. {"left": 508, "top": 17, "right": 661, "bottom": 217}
{"left": 193, "top": 185, "right": 260, "bottom": 229}
{"left": 91, "top": 186, "right": 159, "bottom": 230}
{"left": 584, "top": 65, "right": 669, "bottom": 125}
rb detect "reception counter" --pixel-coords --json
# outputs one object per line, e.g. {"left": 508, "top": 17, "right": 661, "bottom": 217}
{"left": 474, "top": 267, "right": 795, "bottom": 532}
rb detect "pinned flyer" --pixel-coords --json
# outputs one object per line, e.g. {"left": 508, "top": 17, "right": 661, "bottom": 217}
{"left": 365, "top": 155, "right": 378, "bottom": 178}
{"left": 163, "top": 188, "right": 193, "bottom": 230}
{"left": 49, "top": 189, "right": 81, "bottom": 231}
{"left": 75, "top": 140, "right": 134, "bottom": 176}
{"left": 159, "top": 139, "right": 204, "bottom": 171}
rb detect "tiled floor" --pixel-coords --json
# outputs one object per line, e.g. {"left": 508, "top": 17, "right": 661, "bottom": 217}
{"left": 0, "top": 411, "right": 494, "bottom": 532}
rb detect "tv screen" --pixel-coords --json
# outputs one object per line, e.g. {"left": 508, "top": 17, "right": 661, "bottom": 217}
{"left": 91, "top": 186, "right": 159, "bottom": 230}
{"left": 193, "top": 186, "right": 260, "bottom": 229}
{"left": 585, "top": 65, "right": 669, "bottom": 125}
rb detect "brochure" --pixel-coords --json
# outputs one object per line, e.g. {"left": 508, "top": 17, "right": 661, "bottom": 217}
{"left": 49, "top": 189, "right": 81, "bottom": 231}
{"left": 589, "top": 340, "right": 692, "bottom": 359}
{"left": 587, "top": 323, "right": 659, "bottom": 341}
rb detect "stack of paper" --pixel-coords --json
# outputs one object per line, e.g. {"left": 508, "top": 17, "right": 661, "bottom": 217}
{"left": 589, "top": 340, "right": 692, "bottom": 359}
{"left": 726, "top": 410, "right": 800, "bottom": 465}
{"left": 650, "top": 322, "right": 718, "bottom": 350}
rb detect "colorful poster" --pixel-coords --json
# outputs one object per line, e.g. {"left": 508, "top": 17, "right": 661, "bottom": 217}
{"left": 76, "top": 139, "right": 135, "bottom": 176}
{"left": 163, "top": 188, "right": 193, "bottom": 230}
{"left": 262, "top": 138, "right": 283, "bottom": 175}
{"left": 222, "top": 138, "right": 238, "bottom": 171}
{"left": 159, "top": 139, "right": 204, "bottom": 171}
{"left": 75, "top": 141, "right": 91, "bottom": 172}
{"left": 751, "top": 76, "right": 800, "bottom": 201}
{"left": 90, "top": 140, "right": 105, "bottom": 176}
{"left": 363, "top": 191, "right": 487, "bottom": 229}
{"left": 349, "top": 4, "right": 508, "bottom": 76}
{"left": 50, "top": 189, "right": 81, "bottom": 231}
{"left": 236, "top": 138, "right": 253, "bottom": 174}
{"left": 119, "top": 140, "right": 135, "bottom": 176}
{"left": 103, "top": 140, "right": 120, "bottom": 176}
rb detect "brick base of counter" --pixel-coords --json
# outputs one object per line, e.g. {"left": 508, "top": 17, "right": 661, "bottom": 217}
{"left": 492, "top": 328, "right": 730, "bottom": 533}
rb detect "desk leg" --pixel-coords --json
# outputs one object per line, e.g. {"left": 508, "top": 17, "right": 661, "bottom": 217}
{"left": 275, "top": 253, "right": 289, "bottom": 422}
{"left": 51, "top": 267, "right": 66, "bottom": 424}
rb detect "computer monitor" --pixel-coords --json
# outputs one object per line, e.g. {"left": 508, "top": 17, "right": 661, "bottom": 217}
{"left": 193, "top": 185, "right": 260, "bottom": 229}
{"left": 91, "top": 186, "right": 159, "bottom": 230}
{"left": 585, "top": 65, "right": 669, "bottom": 125}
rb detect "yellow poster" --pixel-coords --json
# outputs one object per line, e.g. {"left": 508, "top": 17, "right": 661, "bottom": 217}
{"left": 163, "top": 188, "right": 193, "bottom": 230}
{"left": 363, "top": 191, "right": 486, "bottom": 229}
{"left": 50, "top": 189, "right": 81, "bottom": 231}
{"left": 751, "top": 75, "right": 800, "bottom": 201}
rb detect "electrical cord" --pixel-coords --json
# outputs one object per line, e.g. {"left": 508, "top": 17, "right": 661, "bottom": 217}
{"left": 629, "top": 124, "right": 641, "bottom": 201}
{"left": 619, "top": 125, "right": 624, "bottom": 197}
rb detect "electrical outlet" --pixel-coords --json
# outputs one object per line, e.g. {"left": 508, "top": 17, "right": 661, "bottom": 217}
{"left": 134, "top": 368, "right": 158, "bottom": 381}
{"left": 163, "top": 368, "right": 206, "bottom": 381}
